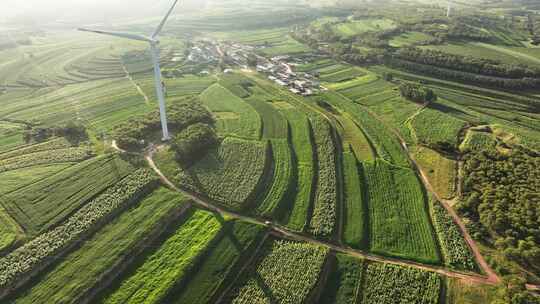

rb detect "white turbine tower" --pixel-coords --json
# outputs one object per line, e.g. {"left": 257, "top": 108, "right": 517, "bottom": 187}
{"left": 79, "top": 0, "right": 180, "bottom": 141}
{"left": 447, "top": 1, "right": 452, "bottom": 18}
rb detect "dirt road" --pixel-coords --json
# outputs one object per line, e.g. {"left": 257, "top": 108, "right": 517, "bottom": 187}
{"left": 145, "top": 150, "right": 501, "bottom": 287}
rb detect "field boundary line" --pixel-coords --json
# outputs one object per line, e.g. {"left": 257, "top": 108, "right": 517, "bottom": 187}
{"left": 145, "top": 146, "right": 501, "bottom": 287}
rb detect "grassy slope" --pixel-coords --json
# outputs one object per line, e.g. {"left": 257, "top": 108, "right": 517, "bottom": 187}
{"left": 446, "top": 278, "right": 499, "bottom": 304}
{"left": 320, "top": 253, "right": 364, "bottom": 304}
{"left": 168, "top": 221, "right": 265, "bottom": 304}
{"left": 413, "top": 146, "right": 456, "bottom": 199}
{"left": 200, "top": 84, "right": 262, "bottom": 140}
{"left": 102, "top": 209, "right": 223, "bottom": 304}
{"left": 2, "top": 154, "right": 132, "bottom": 235}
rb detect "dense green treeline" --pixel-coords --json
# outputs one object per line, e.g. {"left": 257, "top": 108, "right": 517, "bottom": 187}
{"left": 459, "top": 148, "right": 540, "bottom": 277}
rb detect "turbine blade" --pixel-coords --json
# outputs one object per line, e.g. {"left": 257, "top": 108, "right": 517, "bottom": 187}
{"left": 152, "top": 0, "right": 179, "bottom": 39}
{"left": 78, "top": 28, "right": 152, "bottom": 42}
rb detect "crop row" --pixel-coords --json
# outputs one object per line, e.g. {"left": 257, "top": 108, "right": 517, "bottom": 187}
{"left": 3, "top": 154, "right": 134, "bottom": 234}
{"left": 320, "top": 253, "right": 364, "bottom": 304}
{"left": 342, "top": 149, "right": 367, "bottom": 249}
{"left": 322, "top": 92, "right": 410, "bottom": 167}
{"left": 431, "top": 198, "right": 478, "bottom": 272}
{"left": 169, "top": 221, "right": 266, "bottom": 304}
{"left": 0, "top": 168, "right": 159, "bottom": 294}
{"left": 411, "top": 107, "right": 468, "bottom": 149}
{"left": 226, "top": 239, "right": 329, "bottom": 304}
{"left": 361, "top": 263, "right": 442, "bottom": 304}
{"left": 102, "top": 209, "right": 223, "bottom": 303}
{"left": 9, "top": 187, "right": 189, "bottom": 304}
{"left": 364, "top": 160, "right": 440, "bottom": 264}
{"left": 0, "top": 137, "right": 72, "bottom": 161}
{"left": 179, "top": 137, "right": 269, "bottom": 210}
{"left": 459, "top": 130, "right": 496, "bottom": 153}
{"left": 321, "top": 68, "right": 365, "bottom": 83}
{"left": 280, "top": 109, "right": 315, "bottom": 232}
{"left": 308, "top": 117, "right": 338, "bottom": 238}
{"left": 200, "top": 84, "right": 262, "bottom": 140}
{"left": 256, "top": 139, "right": 294, "bottom": 218}
{"left": 0, "top": 147, "right": 92, "bottom": 173}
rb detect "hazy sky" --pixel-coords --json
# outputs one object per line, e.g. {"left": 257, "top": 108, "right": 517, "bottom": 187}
{"left": 2, "top": 0, "right": 205, "bottom": 25}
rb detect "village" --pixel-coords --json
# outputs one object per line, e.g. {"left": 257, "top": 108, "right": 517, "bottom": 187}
{"left": 183, "top": 39, "right": 323, "bottom": 96}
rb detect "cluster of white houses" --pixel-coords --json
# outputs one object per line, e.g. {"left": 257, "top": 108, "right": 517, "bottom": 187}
{"left": 258, "top": 56, "right": 321, "bottom": 96}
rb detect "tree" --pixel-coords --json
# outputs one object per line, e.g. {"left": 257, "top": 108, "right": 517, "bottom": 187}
{"left": 170, "top": 123, "right": 218, "bottom": 167}
{"left": 399, "top": 82, "right": 437, "bottom": 103}
{"left": 247, "top": 54, "right": 258, "bottom": 67}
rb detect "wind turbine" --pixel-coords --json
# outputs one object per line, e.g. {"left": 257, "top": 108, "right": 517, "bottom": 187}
{"left": 447, "top": 1, "right": 452, "bottom": 18}
{"left": 78, "top": 0, "right": 180, "bottom": 141}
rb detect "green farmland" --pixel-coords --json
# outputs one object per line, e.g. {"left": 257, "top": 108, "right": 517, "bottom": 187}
{"left": 1, "top": 0, "right": 539, "bottom": 303}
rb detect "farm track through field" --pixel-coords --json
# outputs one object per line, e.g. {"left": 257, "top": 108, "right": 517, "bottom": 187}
{"left": 362, "top": 104, "right": 540, "bottom": 291}
{"left": 144, "top": 146, "right": 504, "bottom": 288}
{"left": 122, "top": 65, "right": 150, "bottom": 105}
{"left": 359, "top": 105, "right": 502, "bottom": 285}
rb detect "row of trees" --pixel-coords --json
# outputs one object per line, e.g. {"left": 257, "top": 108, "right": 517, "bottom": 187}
{"left": 387, "top": 58, "right": 540, "bottom": 90}
{"left": 23, "top": 122, "right": 88, "bottom": 145}
{"left": 394, "top": 47, "right": 540, "bottom": 79}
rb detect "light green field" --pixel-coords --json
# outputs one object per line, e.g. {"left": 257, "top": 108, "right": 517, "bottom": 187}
{"left": 365, "top": 160, "right": 441, "bottom": 264}
{"left": 332, "top": 19, "right": 397, "bottom": 37}
{"left": 0, "top": 206, "right": 22, "bottom": 253}
{"left": 421, "top": 42, "right": 540, "bottom": 67}
{"left": 2, "top": 154, "right": 133, "bottom": 235}
{"left": 390, "top": 31, "right": 434, "bottom": 47}
{"left": 200, "top": 84, "right": 262, "bottom": 140}
{"left": 0, "top": 164, "right": 73, "bottom": 195}
{"left": 102, "top": 209, "right": 223, "bottom": 304}
{"left": 414, "top": 146, "right": 457, "bottom": 199}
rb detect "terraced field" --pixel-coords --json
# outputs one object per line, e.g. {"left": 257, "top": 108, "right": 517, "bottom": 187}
{"left": 279, "top": 108, "right": 315, "bottom": 232}
{"left": 2, "top": 154, "right": 133, "bottom": 235}
{"left": 200, "top": 84, "right": 262, "bottom": 140}
{"left": 224, "top": 238, "right": 329, "bottom": 304}
{"left": 255, "top": 139, "right": 294, "bottom": 218}
{"left": 3, "top": 2, "right": 539, "bottom": 302}
{"left": 177, "top": 137, "right": 269, "bottom": 210}
{"left": 364, "top": 160, "right": 440, "bottom": 264}
{"left": 167, "top": 221, "right": 266, "bottom": 304}
{"left": 101, "top": 209, "right": 223, "bottom": 303}
{"left": 6, "top": 187, "right": 188, "bottom": 304}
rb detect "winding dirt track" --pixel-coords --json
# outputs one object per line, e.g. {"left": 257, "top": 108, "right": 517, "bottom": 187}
{"left": 144, "top": 150, "right": 499, "bottom": 287}
{"left": 136, "top": 91, "right": 540, "bottom": 292}
{"left": 362, "top": 105, "right": 540, "bottom": 291}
